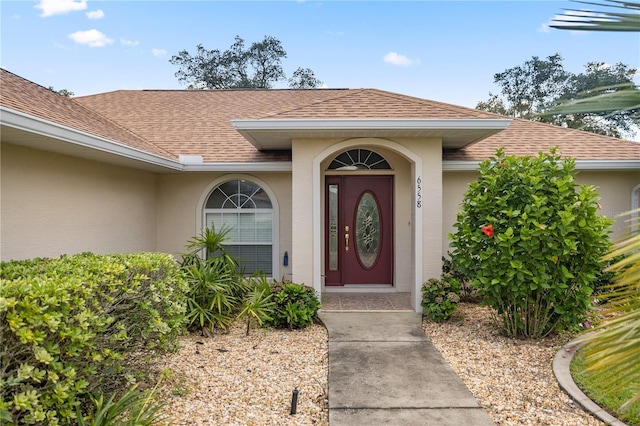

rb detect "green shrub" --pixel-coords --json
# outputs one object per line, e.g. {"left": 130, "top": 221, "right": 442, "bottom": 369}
{"left": 0, "top": 252, "right": 187, "bottom": 425}
{"left": 442, "top": 255, "right": 476, "bottom": 301}
{"left": 449, "top": 148, "right": 612, "bottom": 338}
{"left": 268, "top": 280, "right": 320, "bottom": 329}
{"left": 421, "top": 277, "right": 461, "bottom": 322}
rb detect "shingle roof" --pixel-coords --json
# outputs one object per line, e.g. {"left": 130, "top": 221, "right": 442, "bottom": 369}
{"left": 444, "top": 118, "right": 640, "bottom": 161}
{"left": 263, "top": 89, "right": 499, "bottom": 119}
{"left": 0, "top": 69, "right": 177, "bottom": 160}
{"left": 2, "top": 68, "right": 638, "bottom": 164}
{"left": 74, "top": 88, "right": 509, "bottom": 162}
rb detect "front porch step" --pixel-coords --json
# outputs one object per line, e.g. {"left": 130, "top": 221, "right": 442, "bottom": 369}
{"left": 320, "top": 292, "right": 412, "bottom": 311}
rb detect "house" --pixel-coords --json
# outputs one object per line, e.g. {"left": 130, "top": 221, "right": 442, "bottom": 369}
{"left": 2, "top": 68, "right": 639, "bottom": 311}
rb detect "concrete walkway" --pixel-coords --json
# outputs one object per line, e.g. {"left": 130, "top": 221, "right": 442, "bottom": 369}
{"left": 319, "top": 311, "right": 495, "bottom": 425}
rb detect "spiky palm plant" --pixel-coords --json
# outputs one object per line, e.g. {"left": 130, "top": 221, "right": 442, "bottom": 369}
{"left": 547, "top": 0, "right": 640, "bottom": 408}
{"left": 181, "top": 225, "right": 249, "bottom": 332}
{"left": 546, "top": 1, "right": 640, "bottom": 122}
{"left": 185, "top": 224, "right": 233, "bottom": 260}
{"left": 77, "top": 384, "right": 166, "bottom": 426}
{"left": 575, "top": 210, "right": 640, "bottom": 408}
{"left": 550, "top": 0, "right": 640, "bottom": 32}
{"left": 238, "top": 276, "right": 275, "bottom": 336}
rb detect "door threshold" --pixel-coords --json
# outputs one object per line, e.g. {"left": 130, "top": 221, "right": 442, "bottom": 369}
{"left": 324, "top": 285, "right": 396, "bottom": 293}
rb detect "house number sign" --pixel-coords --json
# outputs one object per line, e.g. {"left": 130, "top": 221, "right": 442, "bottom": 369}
{"left": 416, "top": 176, "right": 422, "bottom": 208}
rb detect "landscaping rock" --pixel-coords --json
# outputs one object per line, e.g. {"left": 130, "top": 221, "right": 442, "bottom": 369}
{"left": 423, "top": 303, "right": 604, "bottom": 426}
{"left": 156, "top": 322, "right": 328, "bottom": 425}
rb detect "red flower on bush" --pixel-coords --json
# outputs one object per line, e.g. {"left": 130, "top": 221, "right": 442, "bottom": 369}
{"left": 482, "top": 224, "right": 493, "bottom": 237}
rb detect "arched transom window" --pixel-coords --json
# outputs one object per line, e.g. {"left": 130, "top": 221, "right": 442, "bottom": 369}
{"left": 205, "top": 180, "right": 273, "bottom": 275}
{"left": 327, "top": 148, "right": 392, "bottom": 171}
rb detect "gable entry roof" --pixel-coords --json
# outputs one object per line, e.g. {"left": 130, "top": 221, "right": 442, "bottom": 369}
{"left": 1, "top": 68, "right": 639, "bottom": 173}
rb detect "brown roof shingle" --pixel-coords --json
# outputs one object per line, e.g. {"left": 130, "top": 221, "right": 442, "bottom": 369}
{"left": 3, "top": 69, "right": 638, "bottom": 164}
{"left": 0, "top": 69, "right": 177, "bottom": 160}
{"left": 444, "top": 118, "right": 640, "bottom": 161}
{"left": 74, "top": 88, "right": 507, "bottom": 162}
{"left": 264, "top": 89, "right": 500, "bottom": 119}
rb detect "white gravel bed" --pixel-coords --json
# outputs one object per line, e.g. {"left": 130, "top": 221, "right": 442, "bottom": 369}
{"left": 154, "top": 302, "right": 602, "bottom": 426}
{"left": 155, "top": 322, "right": 329, "bottom": 425}
{"left": 423, "top": 303, "right": 603, "bottom": 426}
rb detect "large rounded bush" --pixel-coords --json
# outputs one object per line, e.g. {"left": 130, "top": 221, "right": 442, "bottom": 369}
{"left": 449, "top": 148, "right": 612, "bottom": 338}
{"left": 0, "top": 252, "right": 187, "bottom": 425}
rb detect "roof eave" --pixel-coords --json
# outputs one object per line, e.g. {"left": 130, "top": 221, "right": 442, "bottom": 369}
{"left": 232, "top": 118, "right": 512, "bottom": 150}
{"left": 1, "top": 106, "right": 183, "bottom": 172}
{"left": 182, "top": 162, "right": 292, "bottom": 172}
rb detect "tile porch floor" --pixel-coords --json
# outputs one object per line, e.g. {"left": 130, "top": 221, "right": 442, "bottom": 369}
{"left": 321, "top": 292, "right": 413, "bottom": 311}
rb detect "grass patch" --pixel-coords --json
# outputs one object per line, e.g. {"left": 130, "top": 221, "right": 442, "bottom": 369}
{"left": 570, "top": 349, "right": 640, "bottom": 425}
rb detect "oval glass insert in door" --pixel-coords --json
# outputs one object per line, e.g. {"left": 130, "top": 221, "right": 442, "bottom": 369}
{"left": 355, "top": 192, "right": 381, "bottom": 268}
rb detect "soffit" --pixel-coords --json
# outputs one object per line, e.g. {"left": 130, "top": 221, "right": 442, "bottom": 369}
{"left": 231, "top": 118, "right": 512, "bottom": 150}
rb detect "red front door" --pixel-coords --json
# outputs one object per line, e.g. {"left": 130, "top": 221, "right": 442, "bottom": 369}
{"left": 325, "top": 175, "right": 393, "bottom": 286}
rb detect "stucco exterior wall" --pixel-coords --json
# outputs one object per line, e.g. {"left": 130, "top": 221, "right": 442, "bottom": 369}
{"left": 442, "top": 169, "right": 640, "bottom": 258}
{"left": 291, "top": 138, "right": 334, "bottom": 288}
{"left": 1, "top": 143, "right": 157, "bottom": 261}
{"left": 400, "top": 138, "right": 443, "bottom": 286}
{"left": 576, "top": 171, "right": 640, "bottom": 238}
{"left": 442, "top": 170, "right": 478, "bottom": 257}
{"left": 382, "top": 149, "right": 413, "bottom": 291}
{"left": 156, "top": 172, "right": 292, "bottom": 278}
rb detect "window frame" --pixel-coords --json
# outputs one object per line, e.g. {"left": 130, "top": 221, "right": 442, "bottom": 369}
{"left": 197, "top": 176, "right": 279, "bottom": 278}
{"left": 326, "top": 148, "right": 392, "bottom": 171}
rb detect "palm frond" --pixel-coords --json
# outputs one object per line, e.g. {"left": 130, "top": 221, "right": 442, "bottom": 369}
{"left": 574, "top": 210, "right": 640, "bottom": 407}
{"left": 550, "top": 0, "right": 640, "bottom": 31}
{"left": 546, "top": 86, "right": 640, "bottom": 116}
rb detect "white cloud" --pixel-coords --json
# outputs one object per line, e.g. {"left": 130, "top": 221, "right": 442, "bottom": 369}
{"left": 152, "top": 48, "right": 167, "bottom": 57}
{"left": 68, "top": 29, "right": 113, "bottom": 47}
{"left": 86, "top": 9, "right": 104, "bottom": 20}
{"left": 36, "top": 0, "right": 87, "bottom": 17}
{"left": 383, "top": 52, "right": 419, "bottom": 67}
{"left": 121, "top": 38, "right": 139, "bottom": 46}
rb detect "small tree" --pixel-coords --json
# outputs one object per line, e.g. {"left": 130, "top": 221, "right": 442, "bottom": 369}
{"left": 288, "top": 67, "right": 323, "bottom": 89}
{"left": 48, "top": 86, "right": 74, "bottom": 97}
{"left": 449, "top": 148, "right": 612, "bottom": 338}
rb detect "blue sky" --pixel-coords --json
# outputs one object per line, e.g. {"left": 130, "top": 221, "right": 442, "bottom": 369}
{"left": 1, "top": 0, "right": 638, "bottom": 108}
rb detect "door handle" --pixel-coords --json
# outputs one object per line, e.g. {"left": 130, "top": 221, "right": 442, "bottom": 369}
{"left": 345, "top": 225, "right": 350, "bottom": 251}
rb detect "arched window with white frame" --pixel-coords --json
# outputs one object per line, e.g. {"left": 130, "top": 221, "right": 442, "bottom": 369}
{"left": 204, "top": 179, "right": 274, "bottom": 275}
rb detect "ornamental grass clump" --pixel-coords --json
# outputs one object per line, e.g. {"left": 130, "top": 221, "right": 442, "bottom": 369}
{"left": 449, "top": 148, "right": 612, "bottom": 338}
